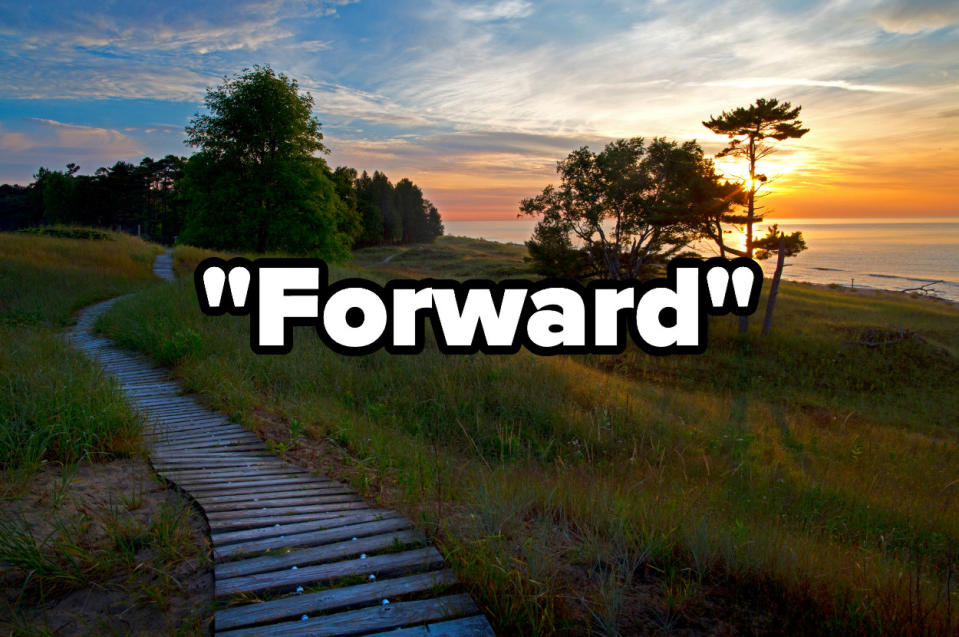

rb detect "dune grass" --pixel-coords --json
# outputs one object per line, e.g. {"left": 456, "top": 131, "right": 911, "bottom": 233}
{"left": 348, "top": 235, "right": 532, "bottom": 279}
{"left": 96, "top": 237, "right": 959, "bottom": 634}
{"left": 0, "top": 229, "right": 159, "bottom": 478}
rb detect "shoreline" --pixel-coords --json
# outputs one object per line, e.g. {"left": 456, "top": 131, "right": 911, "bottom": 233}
{"left": 787, "top": 277, "right": 959, "bottom": 308}
{"left": 439, "top": 233, "right": 959, "bottom": 308}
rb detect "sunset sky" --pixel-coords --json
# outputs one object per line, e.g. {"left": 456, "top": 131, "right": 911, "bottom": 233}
{"left": 1, "top": 0, "right": 957, "bottom": 220}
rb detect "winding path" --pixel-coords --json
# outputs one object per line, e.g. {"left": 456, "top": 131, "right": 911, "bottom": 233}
{"left": 66, "top": 250, "right": 494, "bottom": 636}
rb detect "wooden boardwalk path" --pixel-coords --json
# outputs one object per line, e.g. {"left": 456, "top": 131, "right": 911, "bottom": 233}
{"left": 66, "top": 250, "right": 494, "bottom": 636}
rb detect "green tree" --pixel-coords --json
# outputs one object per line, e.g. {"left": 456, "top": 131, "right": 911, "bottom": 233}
{"left": 395, "top": 178, "right": 440, "bottom": 243}
{"left": 703, "top": 98, "right": 809, "bottom": 333}
{"left": 179, "top": 66, "right": 353, "bottom": 258}
{"left": 521, "top": 138, "right": 728, "bottom": 280}
{"left": 353, "top": 171, "right": 385, "bottom": 247}
{"left": 425, "top": 200, "right": 444, "bottom": 240}
{"left": 35, "top": 166, "right": 78, "bottom": 225}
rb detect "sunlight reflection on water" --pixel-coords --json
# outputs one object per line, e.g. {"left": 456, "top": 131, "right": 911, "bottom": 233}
{"left": 443, "top": 218, "right": 959, "bottom": 302}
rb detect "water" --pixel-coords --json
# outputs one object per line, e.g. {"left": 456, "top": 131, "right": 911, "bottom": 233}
{"left": 443, "top": 218, "right": 959, "bottom": 302}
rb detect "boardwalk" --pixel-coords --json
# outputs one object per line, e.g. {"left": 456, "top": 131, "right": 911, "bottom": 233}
{"left": 66, "top": 250, "right": 494, "bottom": 636}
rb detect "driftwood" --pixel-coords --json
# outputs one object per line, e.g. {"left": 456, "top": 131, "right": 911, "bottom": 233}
{"left": 901, "top": 280, "right": 943, "bottom": 295}
{"left": 845, "top": 327, "right": 911, "bottom": 348}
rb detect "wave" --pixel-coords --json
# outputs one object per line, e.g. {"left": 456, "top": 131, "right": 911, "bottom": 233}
{"left": 866, "top": 273, "right": 943, "bottom": 284}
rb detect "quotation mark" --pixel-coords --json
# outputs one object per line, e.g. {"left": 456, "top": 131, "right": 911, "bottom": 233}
{"left": 198, "top": 264, "right": 251, "bottom": 312}
{"left": 705, "top": 264, "right": 758, "bottom": 312}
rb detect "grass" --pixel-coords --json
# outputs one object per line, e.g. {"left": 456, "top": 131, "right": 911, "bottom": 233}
{"left": 0, "top": 229, "right": 158, "bottom": 478}
{"left": 0, "top": 229, "right": 212, "bottom": 633}
{"left": 348, "top": 235, "right": 532, "bottom": 279}
{"left": 96, "top": 236, "right": 959, "bottom": 634}
{"left": 0, "top": 462, "right": 211, "bottom": 633}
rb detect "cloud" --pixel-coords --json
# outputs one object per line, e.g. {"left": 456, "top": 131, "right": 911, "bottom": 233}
{"left": 698, "top": 77, "right": 914, "bottom": 94}
{"left": 0, "top": 119, "right": 143, "bottom": 176}
{"left": 1, "top": 0, "right": 957, "bottom": 217}
{"left": 872, "top": 0, "right": 959, "bottom": 34}
{"left": 457, "top": 0, "right": 534, "bottom": 22}
{"left": 25, "top": 118, "right": 143, "bottom": 155}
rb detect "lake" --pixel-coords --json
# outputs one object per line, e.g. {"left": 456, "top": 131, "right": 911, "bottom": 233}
{"left": 443, "top": 218, "right": 959, "bottom": 303}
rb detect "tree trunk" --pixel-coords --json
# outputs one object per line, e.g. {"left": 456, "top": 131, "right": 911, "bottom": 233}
{"left": 739, "top": 136, "right": 758, "bottom": 335}
{"left": 761, "top": 233, "right": 787, "bottom": 337}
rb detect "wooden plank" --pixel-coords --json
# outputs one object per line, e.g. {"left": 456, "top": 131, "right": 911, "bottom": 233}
{"left": 149, "top": 423, "right": 237, "bottom": 436}
{"left": 363, "top": 615, "right": 495, "bottom": 637}
{"left": 215, "top": 546, "right": 444, "bottom": 597}
{"left": 149, "top": 424, "right": 239, "bottom": 437}
{"left": 202, "top": 495, "right": 365, "bottom": 514}
{"left": 147, "top": 429, "right": 252, "bottom": 443}
{"left": 155, "top": 468, "right": 305, "bottom": 482}
{"left": 213, "top": 570, "right": 457, "bottom": 631}
{"left": 192, "top": 489, "right": 355, "bottom": 505}
{"left": 177, "top": 476, "right": 324, "bottom": 491}
{"left": 144, "top": 409, "right": 222, "bottom": 420}
{"left": 152, "top": 462, "right": 289, "bottom": 474}
{"left": 142, "top": 409, "right": 219, "bottom": 419}
{"left": 187, "top": 482, "right": 349, "bottom": 499}
{"left": 155, "top": 461, "right": 296, "bottom": 474}
{"left": 154, "top": 442, "right": 266, "bottom": 454}
{"left": 150, "top": 425, "right": 241, "bottom": 437}
{"left": 211, "top": 510, "right": 400, "bottom": 545}
{"left": 148, "top": 433, "right": 257, "bottom": 447}
{"left": 151, "top": 436, "right": 260, "bottom": 449}
{"left": 121, "top": 382, "right": 181, "bottom": 393}
{"left": 215, "top": 530, "right": 425, "bottom": 579}
{"left": 195, "top": 489, "right": 357, "bottom": 508}
{"left": 152, "top": 457, "right": 285, "bottom": 468}
{"left": 167, "top": 473, "right": 313, "bottom": 488}
{"left": 216, "top": 594, "right": 477, "bottom": 637}
{"left": 152, "top": 453, "right": 274, "bottom": 464}
{"left": 148, "top": 425, "right": 251, "bottom": 437}
{"left": 213, "top": 517, "right": 413, "bottom": 560}
{"left": 205, "top": 499, "right": 366, "bottom": 519}
{"left": 209, "top": 510, "right": 378, "bottom": 532}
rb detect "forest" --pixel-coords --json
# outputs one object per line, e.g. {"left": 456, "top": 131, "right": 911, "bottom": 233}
{"left": 0, "top": 68, "right": 443, "bottom": 254}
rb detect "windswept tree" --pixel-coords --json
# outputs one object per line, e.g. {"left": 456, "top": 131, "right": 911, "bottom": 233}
{"left": 522, "top": 137, "right": 730, "bottom": 280}
{"left": 702, "top": 97, "right": 809, "bottom": 260}
{"left": 179, "top": 66, "right": 354, "bottom": 258}
{"left": 703, "top": 97, "right": 809, "bottom": 333}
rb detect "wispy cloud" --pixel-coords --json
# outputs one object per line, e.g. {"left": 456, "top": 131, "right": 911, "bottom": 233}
{"left": 457, "top": 0, "right": 534, "bottom": 22}
{"left": 0, "top": 0, "right": 957, "bottom": 216}
{"left": 871, "top": 0, "right": 959, "bottom": 34}
{"left": 698, "top": 78, "right": 915, "bottom": 94}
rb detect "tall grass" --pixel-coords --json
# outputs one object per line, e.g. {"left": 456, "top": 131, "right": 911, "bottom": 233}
{"left": 0, "top": 229, "right": 160, "bottom": 327}
{"left": 96, "top": 239, "right": 959, "bottom": 634}
{"left": 0, "top": 229, "right": 156, "bottom": 477}
{"left": 0, "top": 328, "right": 141, "bottom": 472}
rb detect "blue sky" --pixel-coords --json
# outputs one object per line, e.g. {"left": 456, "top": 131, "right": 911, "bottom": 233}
{"left": 1, "top": 0, "right": 957, "bottom": 219}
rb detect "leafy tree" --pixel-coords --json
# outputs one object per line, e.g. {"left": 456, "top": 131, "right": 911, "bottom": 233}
{"left": 373, "top": 171, "right": 402, "bottom": 243}
{"left": 138, "top": 155, "right": 186, "bottom": 243}
{"left": 703, "top": 98, "right": 810, "bottom": 333}
{"left": 0, "top": 183, "right": 41, "bottom": 230}
{"left": 425, "top": 200, "right": 444, "bottom": 240}
{"left": 34, "top": 167, "right": 77, "bottom": 225}
{"left": 353, "top": 171, "right": 385, "bottom": 246}
{"left": 524, "top": 215, "right": 590, "bottom": 278}
{"left": 179, "top": 66, "right": 353, "bottom": 258}
{"left": 352, "top": 171, "right": 442, "bottom": 246}
{"left": 394, "top": 178, "right": 438, "bottom": 243}
{"left": 521, "top": 137, "right": 728, "bottom": 280}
